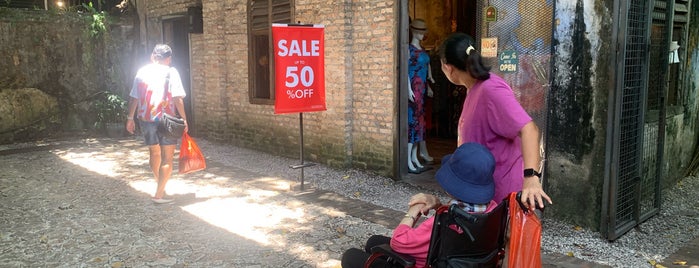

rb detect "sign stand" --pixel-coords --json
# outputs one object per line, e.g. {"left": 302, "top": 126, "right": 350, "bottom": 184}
{"left": 289, "top": 113, "right": 315, "bottom": 190}
{"left": 272, "top": 22, "right": 325, "bottom": 191}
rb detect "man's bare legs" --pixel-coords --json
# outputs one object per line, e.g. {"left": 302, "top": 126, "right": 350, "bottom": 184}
{"left": 150, "top": 144, "right": 176, "bottom": 199}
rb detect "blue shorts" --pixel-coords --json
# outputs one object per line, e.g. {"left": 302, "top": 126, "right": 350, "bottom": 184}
{"left": 138, "top": 120, "right": 179, "bottom": 146}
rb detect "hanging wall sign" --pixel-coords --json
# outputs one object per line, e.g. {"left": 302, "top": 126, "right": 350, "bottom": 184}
{"left": 272, "top": 24, "right": 326, "bottom": 114}
{"left": 499, "top": 50, "right": 518, "bottom": 73}
{"left": 485, "top": 6, "right": 498, "bottom": 22}
{"left": 481, "top": 37, "right": 498, "bottom": 58}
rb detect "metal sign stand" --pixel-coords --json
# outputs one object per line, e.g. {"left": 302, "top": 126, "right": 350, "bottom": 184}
{"left": 277, "top": 22, "right": 321, "bottom": 191}
{"left": 289, "top": 113, "right": 315, "bottom": 190}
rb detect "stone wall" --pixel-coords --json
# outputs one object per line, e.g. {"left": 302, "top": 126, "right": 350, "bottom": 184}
{"left": 0, "top": 8, "right": 138, "bottom": 142}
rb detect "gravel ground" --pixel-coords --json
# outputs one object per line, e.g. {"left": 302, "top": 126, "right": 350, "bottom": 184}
{"left": 2, "top": 136, "right": 698, "bottom": 267}
{"left": 193, "top": 139, "right": 699, "bottom": 268}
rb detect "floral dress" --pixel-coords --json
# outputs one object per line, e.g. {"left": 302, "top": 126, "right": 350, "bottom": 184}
{"left": 408, "top": 44, "right": 430, "bottom": 143}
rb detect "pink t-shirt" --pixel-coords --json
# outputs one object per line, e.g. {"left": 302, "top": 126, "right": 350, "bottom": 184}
{"left": 390, "top": 201, "right": 498, "bottom": 268}
{"left": 457, "top": 73, "right": 532, "bottom": 202}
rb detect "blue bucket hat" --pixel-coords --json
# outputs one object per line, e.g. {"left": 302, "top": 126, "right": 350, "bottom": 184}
{"left": 435, "top": 142, "right": 495, "bottom": 204}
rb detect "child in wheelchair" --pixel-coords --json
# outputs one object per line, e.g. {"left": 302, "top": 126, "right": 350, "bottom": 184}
{"left": 341, "top": 142, "right": 497, "bottom": 268}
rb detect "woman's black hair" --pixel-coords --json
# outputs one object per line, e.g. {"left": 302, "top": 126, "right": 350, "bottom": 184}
{"left": 438, "top": 33, "right": 490, "bottom": 80}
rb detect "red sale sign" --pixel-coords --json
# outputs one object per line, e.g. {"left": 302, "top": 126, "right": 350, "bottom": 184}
{"left": 272, "top": 24, "right": 326, "bottom": 114}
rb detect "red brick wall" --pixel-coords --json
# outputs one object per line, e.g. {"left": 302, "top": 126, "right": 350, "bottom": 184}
{"left": 143, "top": 0, "right": 398, "bottom": 176}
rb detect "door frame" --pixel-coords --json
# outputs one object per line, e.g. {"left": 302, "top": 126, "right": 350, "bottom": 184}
{"left": 162, "top": 15, "right": 195, "bottom": 135}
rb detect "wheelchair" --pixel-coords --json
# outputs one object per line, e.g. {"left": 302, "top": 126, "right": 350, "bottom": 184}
{"left": 363, "top": 192, "right": 535, "bottom": 268}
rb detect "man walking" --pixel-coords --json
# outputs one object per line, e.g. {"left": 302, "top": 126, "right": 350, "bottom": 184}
{"left": 126, "top": 44, "right": 188, "bottom": 204}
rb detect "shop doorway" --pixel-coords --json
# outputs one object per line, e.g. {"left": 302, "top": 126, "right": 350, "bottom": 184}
{"left": 400, "top": 0, "right": 555, "bottom": 192}
{"left": 401, "top": 0, "right": 478, "bottom": 189}
{"left": 162, "top": 17, "right": 194, "bottom": 133}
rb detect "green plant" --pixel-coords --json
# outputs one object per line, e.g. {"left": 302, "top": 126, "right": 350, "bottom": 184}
{"left": 82, "top": 2, "right": 107, "bottom": 38}
{"left": 92, "top": 91, "right": 126, "bottom": 128}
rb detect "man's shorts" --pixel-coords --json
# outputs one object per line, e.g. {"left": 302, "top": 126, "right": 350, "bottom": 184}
{"left": 138, "top": 120, "right": 179, "bottom": 146}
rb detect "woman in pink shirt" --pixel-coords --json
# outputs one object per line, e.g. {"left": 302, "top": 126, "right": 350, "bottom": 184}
{"left": 341, "top": 143, "right": 498, "bottom": 268}
{"left": 431, "top": 32, "right": 552, "bottom": 209}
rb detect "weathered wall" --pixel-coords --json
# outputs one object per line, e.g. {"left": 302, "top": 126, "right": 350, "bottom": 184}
{"left": 0, "top": 88, "right": 59, "bottom": 139}
{"left": 663, "top": 3, "right": 699, "bottom": 189}
{"left": 546, "top": 0, "right": 613, "bottom": 229}
{"left": 141, "top": 0, "right": 397, "bottom": 175}
{"left": 0, "top": 8, "right": 138, "bottom": 142}
{"left": 547, "top": 0, "right": 699, "bottom": 231}
{"left": 342, "top": 0, "right": 396, "bottom": 172}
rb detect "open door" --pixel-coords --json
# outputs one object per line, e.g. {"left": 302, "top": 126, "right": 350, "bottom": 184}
{"left": 400, "top": 0, "right": 479, "bottom": 188}
{"left": 162, "top": 17, "right": 194, "bottom": 134}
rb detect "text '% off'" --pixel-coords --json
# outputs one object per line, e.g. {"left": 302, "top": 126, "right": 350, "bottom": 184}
{"left": 286, "top": 89, "right": 315, "bottom": 99}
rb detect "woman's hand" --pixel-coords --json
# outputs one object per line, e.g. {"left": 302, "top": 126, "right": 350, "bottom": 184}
{"left": 400, "top": 203, "right": 426, "bottom": 227}
{"left": 408, "top": 193, "right": 441, "bottom": 214}
{"left": 408, "top": 203, "right": 425, "bottom": 218}
{"left": 518, "top": 121, "right": 552, "bottom": 210}
{"left": 521, "top": 176, "right": 552, "bottom": 210}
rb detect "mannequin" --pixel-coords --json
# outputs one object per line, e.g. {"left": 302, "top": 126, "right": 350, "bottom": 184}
{"left": 407, "top": 19, "right": 435, "bottom": 173}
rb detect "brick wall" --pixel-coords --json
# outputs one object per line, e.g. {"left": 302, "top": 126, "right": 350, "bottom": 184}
{"left": 141, "top": 0, "right": 398, "bottom": 176}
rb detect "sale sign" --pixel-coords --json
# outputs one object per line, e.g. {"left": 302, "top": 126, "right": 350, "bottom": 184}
{"left": 272, "top": 24, "right": 326, "bottom": 114}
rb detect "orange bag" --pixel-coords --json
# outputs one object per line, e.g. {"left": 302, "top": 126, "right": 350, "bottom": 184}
{"left": 179, "top": 132, "right": 206, "bottom": 174}
{"left": 507, "top": 192, "right": 542, "bottom": 268}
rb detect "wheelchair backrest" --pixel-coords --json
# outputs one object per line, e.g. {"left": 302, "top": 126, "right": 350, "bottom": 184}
{"left": 426, "top": 199, "right": 509, "bottom": 268}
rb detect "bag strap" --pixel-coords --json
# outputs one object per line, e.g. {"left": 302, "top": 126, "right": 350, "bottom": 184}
{"left": 161, "top": 68, "right": 172, "bottom": 117}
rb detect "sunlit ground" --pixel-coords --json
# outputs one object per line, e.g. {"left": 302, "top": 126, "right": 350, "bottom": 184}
{"left": 54, "top": 143, "right": 343, "bottom": 267}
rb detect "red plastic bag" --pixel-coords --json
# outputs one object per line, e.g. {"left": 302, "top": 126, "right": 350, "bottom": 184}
{"left": 179, "top": 132, "right": 206, "bottom": 174}
{"left": 507, "top": 192, "right": 542, "bottom": 268}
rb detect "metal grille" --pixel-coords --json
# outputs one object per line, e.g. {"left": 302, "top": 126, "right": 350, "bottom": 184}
{"left": 606, "top": 0, "right": 664, "bottom": 240}
{"left": 616, "top": 0, "right": 648, "bottom": 229}
{"left": 639, "top": 0, "right": 671, "bottom": 227}
{"left": 474, "top": 0, "right": 554, "bottom": 150}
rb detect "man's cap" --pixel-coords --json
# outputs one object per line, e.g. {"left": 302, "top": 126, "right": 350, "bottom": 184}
{"left": 152, "top": 44, "right": 172, "bottom": 60}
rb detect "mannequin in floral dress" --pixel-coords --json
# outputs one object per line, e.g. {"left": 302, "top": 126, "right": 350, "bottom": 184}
{"left": 407, "top": 18, "right": 435, "bottom": 173}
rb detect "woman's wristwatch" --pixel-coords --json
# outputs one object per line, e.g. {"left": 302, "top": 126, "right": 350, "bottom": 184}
{"left": 404, "top": 213, "right": 416, "bottom": 221}
{"left": 524, "top": 168, "right": 541, "bottom": 178}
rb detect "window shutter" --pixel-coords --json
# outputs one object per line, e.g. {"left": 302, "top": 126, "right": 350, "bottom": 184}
{"left": 271, "top": 0, "right": 292, "bottom": 23}
{"left": 673, "top": 0, "right": 689, "bottom": 23}
{"left": 248, "top": 0, "right": 293, "bottom": 102}
{"left": 250, "top": 0, "right": 270, "bottom": 31}
{"left": 652, "top": 0, "right": 668, "bottom": 21}
{"left": 652, "top": 0, "right": 690, "bottom": 22}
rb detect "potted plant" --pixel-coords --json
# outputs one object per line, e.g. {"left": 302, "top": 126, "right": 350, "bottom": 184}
{"left": 92, "top": 91, "right": 127, "bottom": 137}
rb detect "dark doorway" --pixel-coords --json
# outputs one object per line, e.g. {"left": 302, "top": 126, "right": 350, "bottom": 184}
{"left": 402, "top": 0, "right": 478, "bottom": 190}
{"left": 162, "top": 17, "right": 194, "bottom": 132}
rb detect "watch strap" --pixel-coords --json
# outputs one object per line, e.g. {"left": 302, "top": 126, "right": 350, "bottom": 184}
{"left": 524, "top": 168, "right": 541, "bottom": 178}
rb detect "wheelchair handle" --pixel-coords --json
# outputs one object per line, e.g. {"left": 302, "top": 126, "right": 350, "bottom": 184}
{"left": 448, "top": 204, "right": 478, "bottom": 242}
{"left": 515, "top": 191, "right": 545, "bottom": 212}
{"left": 448, "top": 204, "right": 478, "bottom": 224}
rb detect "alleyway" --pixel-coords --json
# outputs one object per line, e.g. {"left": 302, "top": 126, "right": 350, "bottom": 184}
{"left": 0, "top": 138, "right": 395, "bottom": 267}
{"left": 1, "top": 135, "right": 697, "bottom": 267}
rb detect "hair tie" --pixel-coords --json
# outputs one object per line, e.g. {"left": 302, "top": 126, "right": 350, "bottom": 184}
{"left": 465, "top": 45, "right": 475, "bottom": 56}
